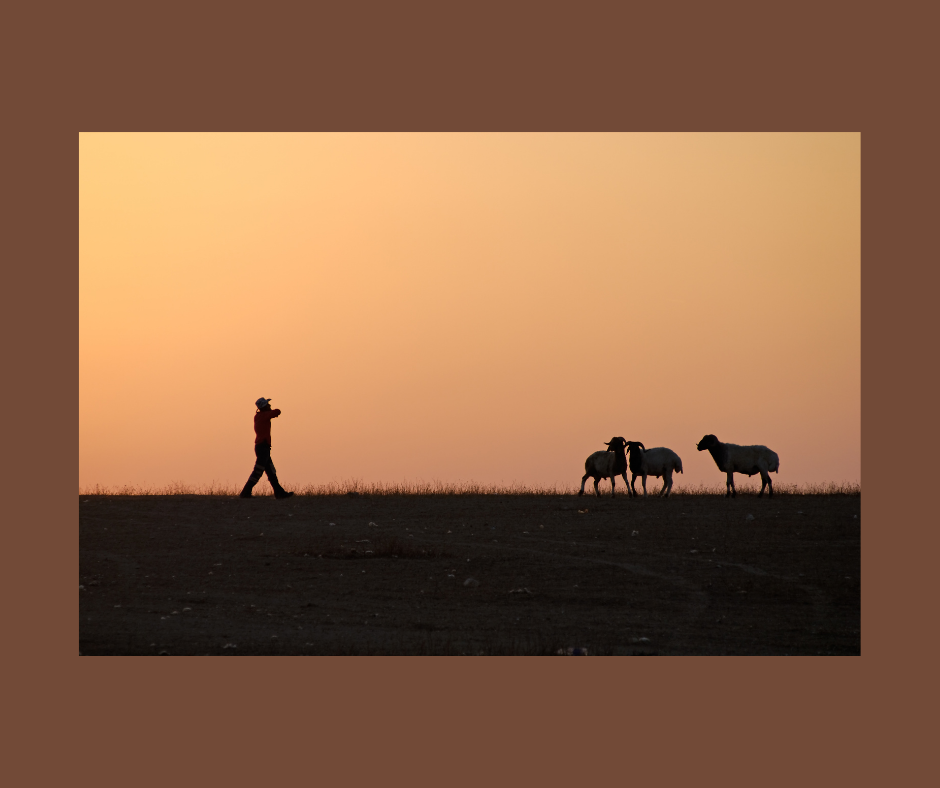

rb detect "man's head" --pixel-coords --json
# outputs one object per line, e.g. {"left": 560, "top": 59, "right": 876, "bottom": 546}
{"left": 255, "top": 397, "right": 272, "bottom": 411}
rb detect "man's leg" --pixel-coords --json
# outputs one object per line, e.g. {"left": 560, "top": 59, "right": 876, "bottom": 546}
{"left": 239, "top": 446, "right": 267, "bottom": 497}
{"left": 258, "top": 443, "right": 293, "bottom": 499}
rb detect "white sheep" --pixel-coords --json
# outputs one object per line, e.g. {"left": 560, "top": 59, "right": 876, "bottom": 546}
{"left": 696, "top": 434, "right": 780, "bottom": 498}
{"left": 624, "top": 442, "right": 683, "bottom": 497}
{"left": 578, "top": 437, "right": 629, "bottom": 497}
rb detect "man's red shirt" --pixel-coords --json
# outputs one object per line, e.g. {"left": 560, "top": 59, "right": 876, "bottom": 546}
{"left": 254, "top": 408, "right": 281, "bottom": 445}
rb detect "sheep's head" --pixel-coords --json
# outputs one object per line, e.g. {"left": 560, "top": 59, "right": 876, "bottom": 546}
{"left": 697, "top": 434, "right": 718, "bottom": 451}
{"left": 605, "top": 437, "right": 627, "bottom": 453}
{"left": 625, "top": 441, "right": 645, "bottom": 455}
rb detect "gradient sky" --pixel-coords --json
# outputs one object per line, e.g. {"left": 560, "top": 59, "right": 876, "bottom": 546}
{"left": 79, "top": 133, "right": 860, "bottom": 490}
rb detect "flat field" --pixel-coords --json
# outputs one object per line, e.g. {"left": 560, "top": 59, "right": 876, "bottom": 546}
{"left": 78, "top": 492, "right": 861, "bottom": 655}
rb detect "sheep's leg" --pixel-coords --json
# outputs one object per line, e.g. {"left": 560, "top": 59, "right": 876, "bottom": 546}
{"left": 642, "top": 475, "right": 648, "bottom": 497}
{"left": 661, "top": 470, "right": 672, "bottom": 497}
{"left": 610, "top": 475, "right": 616, "bottom": 497}
{"left": 630, "top": 473, "right": 638, "bottom": 497}
{"left": 579, "top": 473, "right": 589, "bottom": 496}
{"left": 593, "top": 477, "right": 601, "bottom": 497}
{"left": 621, "top": 473, "right": 632, "bottom": 497}
{"left": 759, "top": 470, "right": 773, "bottom": 498}
{"left": 726, "top": 472, "right": 735, "bottom": 498}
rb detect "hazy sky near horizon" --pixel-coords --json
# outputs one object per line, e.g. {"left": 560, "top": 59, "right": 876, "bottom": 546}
{"left": 79, "top": 133, "right": 860, "bottom": 490}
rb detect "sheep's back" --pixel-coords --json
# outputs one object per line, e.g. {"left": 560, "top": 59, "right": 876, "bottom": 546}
{"left": 642, "top": 447, "right": 682, "bottom": 475}
{"left": 585, "top": 450, "right": 615, "bottom": 476}
{"left": 731, "top": 444, "right": 778, "bottom": 473}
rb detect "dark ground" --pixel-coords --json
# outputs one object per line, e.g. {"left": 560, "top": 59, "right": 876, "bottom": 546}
{"left": 78, "top": 492, "right": 861, "bottom": 655}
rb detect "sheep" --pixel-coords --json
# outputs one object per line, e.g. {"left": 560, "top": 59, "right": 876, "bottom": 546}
{"left": 624, "top": 442, "right": 683, "bottom": 497}
{"left": 578, "top": 437, "right": 630, "bottom": 497}
{"left": 696, "top": 434, "right": 780, "bottom": 498}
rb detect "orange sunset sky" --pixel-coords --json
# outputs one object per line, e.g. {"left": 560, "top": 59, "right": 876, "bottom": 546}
{"left": 79, "top": 133, "right": 860, "bottom": 491}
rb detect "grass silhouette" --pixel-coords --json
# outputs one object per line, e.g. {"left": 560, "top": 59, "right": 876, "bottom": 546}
{"left": 79, "top": 479, "right": 859, "bottom": 497}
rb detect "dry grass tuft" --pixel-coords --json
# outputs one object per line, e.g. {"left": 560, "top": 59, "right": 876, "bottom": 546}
{"left": 79, "top": 478, "right": 860, "bottom": 497}
{"left": 669, "top": 480, "right": 860, "bottom": 496}
{"left": 79, "top": 481, "right": 251, "bottom": 496}
{"left": 295, "top": 479, "right": 574, "bottom": 496}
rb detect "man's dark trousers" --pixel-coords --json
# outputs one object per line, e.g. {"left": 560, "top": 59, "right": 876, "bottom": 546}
{"left": 243, "top": 442, "right": 287, "bottom": 495}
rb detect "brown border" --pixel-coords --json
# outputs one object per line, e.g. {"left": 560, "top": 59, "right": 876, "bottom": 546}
{"left": 15, "top": 0, "right": 921, "bottom": 784}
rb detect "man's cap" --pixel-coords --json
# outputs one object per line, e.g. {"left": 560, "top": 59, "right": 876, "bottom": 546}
{"left": 255, "top": 397, "right": 272, "bottom": 408}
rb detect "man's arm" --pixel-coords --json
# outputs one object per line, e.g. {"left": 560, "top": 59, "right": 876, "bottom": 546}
{"left": 271, "top": 409, "right": 282, "bottom": 417}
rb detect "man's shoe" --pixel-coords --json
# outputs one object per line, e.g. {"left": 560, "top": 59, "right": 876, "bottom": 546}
{"left": 275, "top": 490, "right": 295, "bottom": 499}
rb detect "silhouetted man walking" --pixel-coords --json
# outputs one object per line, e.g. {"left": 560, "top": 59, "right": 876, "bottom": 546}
{"left": 239, "top": 397, "right": 294, "bottom": 499}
